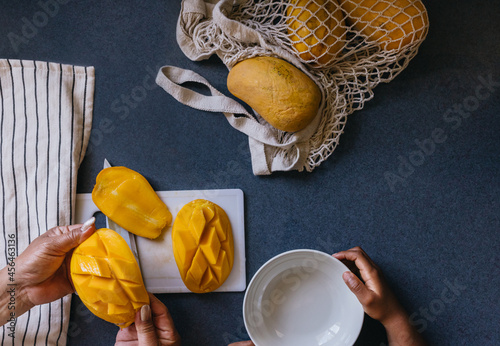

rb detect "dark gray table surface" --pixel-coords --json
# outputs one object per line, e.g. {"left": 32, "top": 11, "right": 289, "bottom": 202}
{"left": 1, "top": 0, "right": 499, "bottom": 345}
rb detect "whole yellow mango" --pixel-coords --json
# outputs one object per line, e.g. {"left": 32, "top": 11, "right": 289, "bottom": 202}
{"left": 340, "top": 0, "right": 429, "bottom": 51}
{"left": 287, "top": 0, "right": 347, "bottom": 67}
{"left": 92, "top": 166, "right": 172, "bottom": 239}
{"left": 70, "top": 228, "right": 149, "bottom": 328}
{"left": 227, "top": 56, "right": 321, "bottom": 133}
{"left": 172, "top": 199, "right": 234, "bottom": 293}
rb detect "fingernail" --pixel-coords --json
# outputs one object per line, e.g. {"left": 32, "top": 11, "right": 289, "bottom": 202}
{"left": 81, "top": 217, "right": 95, "bottom": 232}
{"left": 342, "top": 271, "right": 352, "bottom": 282}
{"left": 140, "top": 304, "right": 151, "bottom": 322}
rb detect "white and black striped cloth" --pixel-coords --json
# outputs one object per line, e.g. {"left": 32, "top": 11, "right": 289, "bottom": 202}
{"left": 0, "top": 59, "right": 94, "bottom": 345}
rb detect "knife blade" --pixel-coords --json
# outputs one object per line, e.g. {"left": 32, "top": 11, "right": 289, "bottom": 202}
{"left": 103, "top": 159, "right": 142, "bottom": 271}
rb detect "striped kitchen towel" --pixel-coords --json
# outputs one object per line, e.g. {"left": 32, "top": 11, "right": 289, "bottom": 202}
{"left": 0, "top": 59, "right": 94, "bottom": 345}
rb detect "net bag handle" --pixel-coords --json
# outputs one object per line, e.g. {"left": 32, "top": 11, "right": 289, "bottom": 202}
{"left": 155, "top": 65, "right": 309, "bottom": 174}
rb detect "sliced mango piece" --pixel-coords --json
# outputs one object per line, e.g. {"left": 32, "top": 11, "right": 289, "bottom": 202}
{"left": 172, "top": 199, "right": 234, "bottom": 293}
{"left": 70, "top": 228, "right": 149, "bottom": 328}
{"left": 92, "top": 166, "right": 172, "bottom": 239}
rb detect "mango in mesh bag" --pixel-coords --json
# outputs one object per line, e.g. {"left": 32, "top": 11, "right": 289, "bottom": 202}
{"left": 227, "top": 56, "right": 321, "bottom": 132}
{"left": 92, "top": 166, "right": 172, "bottom": 239}
{"left": 340, "top": 0, "right": 429, "bottom": 51}
{"left": 70, "top": 228, "right": 149, "bottom": 328}
{"left": 287, "top": 0, "right": 347, "bottom": 67}
{"left": 172, "top": 199, "right": 234, "bottom": 293}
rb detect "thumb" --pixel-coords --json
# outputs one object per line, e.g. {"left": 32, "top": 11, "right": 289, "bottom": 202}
{"left": 342, "top": 271, "right": 372, "bottom": 306}
{"left": 135, "top": 305, "right": 158, "bottom": 345}
{"left": 47, "top": 217, "right": 95, "bottom": 255}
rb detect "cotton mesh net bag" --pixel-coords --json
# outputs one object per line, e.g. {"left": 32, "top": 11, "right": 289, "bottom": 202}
{"left": 156, "top": 0, "right": 429, "bottom": 175}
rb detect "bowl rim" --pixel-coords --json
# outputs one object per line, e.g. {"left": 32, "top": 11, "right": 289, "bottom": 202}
{"left": 242, "top": 249, "right": 364, "bottom": 346}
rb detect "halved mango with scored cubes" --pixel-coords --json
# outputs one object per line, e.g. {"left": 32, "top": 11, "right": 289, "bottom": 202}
{"left": 70, "top": 228, "right": 149, "bottom": 328}
{"left": 172, "top": 199, "right": 234, "bottom": 293}
{"left": 92, "top": 166, "right": 172, "bottom": 239}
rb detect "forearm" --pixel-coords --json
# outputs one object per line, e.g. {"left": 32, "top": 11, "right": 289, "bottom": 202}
{"left": 0, "top": 266, "right": 34, "bottom": 325}
{"left": 383, "top": 312, "right": 427, "bottom": 346}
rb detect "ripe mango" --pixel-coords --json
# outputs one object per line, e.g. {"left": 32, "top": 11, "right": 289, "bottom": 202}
{"left": 92, "top": 166, "right": 172, "bottom": 239}
{"left": 340, "top": 0, "right": 429, "bottom": 51}
{"left": 172, "top": 199, "right": 234, "bottom": 293}
{"left": 70, "top": 228, "right": 149, "bottom": 328}
{"left": 287, "top": 0, "right": 347, "bottom": 67}
{"left": 227, "top": 56, "right": 321, "bottom": 132}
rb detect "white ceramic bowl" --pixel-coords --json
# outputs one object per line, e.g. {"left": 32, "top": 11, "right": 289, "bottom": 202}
{"left": 243, "top": 249, "right": 364, "bottom": 346}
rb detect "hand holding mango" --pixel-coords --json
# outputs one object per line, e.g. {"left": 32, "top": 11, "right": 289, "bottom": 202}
{"left": 115, "top": 292, "right": 181, "bottom": 345}
{"left": 0, "top": 219, "right": 96, "bottom": 326}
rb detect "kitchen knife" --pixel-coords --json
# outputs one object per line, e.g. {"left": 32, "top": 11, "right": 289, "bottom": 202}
{"left": 103, "top": 159, "right": 142, "bottom": 271}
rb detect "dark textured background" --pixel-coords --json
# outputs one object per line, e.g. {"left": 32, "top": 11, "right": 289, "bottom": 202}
{"left": 1, "top": 0, "right": 499, "bottom": 345}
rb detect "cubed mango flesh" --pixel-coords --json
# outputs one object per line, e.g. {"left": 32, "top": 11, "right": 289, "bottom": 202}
{"left": 172, "top": 199, "right": 234, "bottom": 293}
{"left": 70, "top": 228, "right": 149, "bottom": 328}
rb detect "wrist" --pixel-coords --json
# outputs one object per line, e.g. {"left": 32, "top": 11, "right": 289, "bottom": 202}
{"left": 380, "top": 307, "right": 409, "bottom": 330}
{"left": 382, "top": 309, "right": 426, "bottom": 346}
{"left": 1, "top": 265, "right": 35, "bottom": 325}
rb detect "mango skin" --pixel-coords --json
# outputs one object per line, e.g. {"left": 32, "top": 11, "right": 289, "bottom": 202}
{"left": 227, "top": 56, "right": 321, "bottom": 133}
{"left": 70, "top": 228, "right": 149, "bottom": 328}
{"left": 172, "top": 199, "right": 234, "bottom": 293}
{"left": 340, "top": 0, "right": 429, "bottom": 51}
{"left": 287, "top": 0, "right": 347, "bottom": 67}
{"left": 92, "top": 166, "right": 172, "bottom": 239}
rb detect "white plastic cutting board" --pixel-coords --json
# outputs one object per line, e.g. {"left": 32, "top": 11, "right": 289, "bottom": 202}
{"left": 74, "top": 189, "right": 246, "bottom": 293}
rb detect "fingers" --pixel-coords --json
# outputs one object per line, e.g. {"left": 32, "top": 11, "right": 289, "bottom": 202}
{"left": 45, "top": 217, "right": 96, "bottom": 255}
{"left": 148, "top": 293, "right": 181, "bottom": 344}
{"left": 135, "top": 305, "right": 159, "bottom": 345}
{"left": 333, "top": 246, "right": 380, "bottom": 283}
{"left": 334, "top": 247, "right": 410, "bottom": 326}
{"left": 333, "top": 247, "right": 384, "bottom": 307}
{"left": 333, "top": 246, "right": 375, "bottom": 267}
{"left": 78, "top": 218, "right": 96, "bottom": 243}
{"left": 133, "top": 293, "right": 181, "bottom": 345}
{"left": 342, "top": 271, "right": 373, "bottom": 307}
{"left": 228, "top": 342, "right": 255, "bottom": 346}
{"left": 115, "top": 324, "right": 138, "bottom": 344}
{"left": 149, "top": 293, "right": 174, "bottom": 327}
{"left": 80, "top": 217, "right": 96, "bottom": 233}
